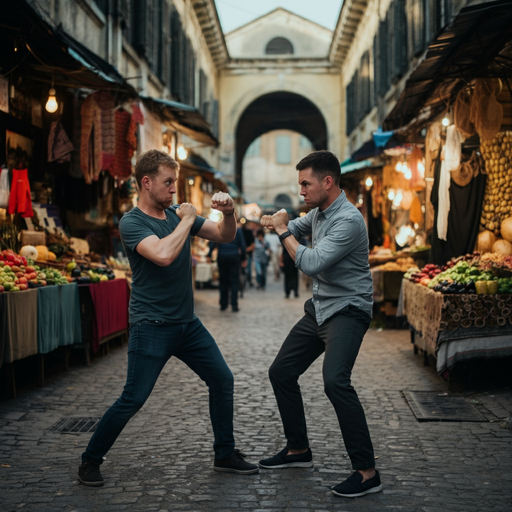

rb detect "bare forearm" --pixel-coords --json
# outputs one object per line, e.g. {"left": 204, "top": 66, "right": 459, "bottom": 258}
{"left": 150, "top": 219, "right": 195, "bottom": 266}
{"left": 216, "top": 211, "right": 237, "bottom": 243}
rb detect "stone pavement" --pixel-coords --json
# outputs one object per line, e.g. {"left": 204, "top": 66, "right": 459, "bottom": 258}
{"left": 1, "top": 276, "right": 512, "bottom": 512}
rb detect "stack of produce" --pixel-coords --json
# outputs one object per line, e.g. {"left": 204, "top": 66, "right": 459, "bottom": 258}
{"left": 0, "top": 249, "right": 70, "bottom": 292}
{"left": 480, "top": 131, "right": 512, "bottom": 235}
{"left": 65, "top": 260, "right": 115, "bottom": 284}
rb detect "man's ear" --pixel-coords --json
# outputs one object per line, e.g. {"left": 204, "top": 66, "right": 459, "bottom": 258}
{"left": 141, "top": 175, "right": 151, "bottom": 190}
{"left": 324, "top": 175, "right": 333, "bottom": 190}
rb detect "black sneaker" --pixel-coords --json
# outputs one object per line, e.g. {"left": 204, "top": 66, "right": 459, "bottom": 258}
{"left": 214, "top": 449, "right": 259, "bottom": 474}
{"left": 258, "top": 447, "right": 313, "bottom": 469}
{"left": 331, "top": 470, "right": 382, "bottom": 498}
{"left": 78, "top": 461, "right": 104, "bottom": 486}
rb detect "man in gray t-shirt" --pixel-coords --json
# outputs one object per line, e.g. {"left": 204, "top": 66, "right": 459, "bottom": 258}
{"left": 78, "top": 150, "right": 258, "bottom": 487}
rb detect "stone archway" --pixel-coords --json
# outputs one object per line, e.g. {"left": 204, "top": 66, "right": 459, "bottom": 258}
{"left": 234, "top": 91, "right": 328, "bottom": 190}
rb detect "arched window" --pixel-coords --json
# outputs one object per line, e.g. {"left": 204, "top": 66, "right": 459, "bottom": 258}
{"left": 265, "top": 37, "right": 294, "bottom": 55}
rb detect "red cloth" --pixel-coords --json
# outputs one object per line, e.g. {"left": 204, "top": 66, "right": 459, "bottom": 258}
{"left": 88, "top": 279, "right": 129, "bottom": 353}
{"left": 7, "top": 168, "right": 33, "bottom": 217}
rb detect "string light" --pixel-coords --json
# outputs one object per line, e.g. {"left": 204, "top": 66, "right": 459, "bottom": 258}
{"left": 45, "top": 72, "right": 58, "bottom": 113}
{"left": 388, "top": 189, "right": 395, "bottom": 200}
{"left": 404, "top": 169, "right": 412, "bottom": 180}
{"left": 365, "top": 176, "right": 373, "bottom": 187}
{"left": 442, "top": 117, "right": 450, "bottom": 127}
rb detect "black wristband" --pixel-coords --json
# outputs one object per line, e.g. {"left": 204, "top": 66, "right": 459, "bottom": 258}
{"left": 278, "top": 230, "right": 292, "bottom": 243}
{"left": 224, "top": 209, "right": 235, "bottom": 216}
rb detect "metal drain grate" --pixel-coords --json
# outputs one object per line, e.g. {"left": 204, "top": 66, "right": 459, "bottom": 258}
{"left": 403, "top": 392, "right": 486, "bottom": 422}
{"left": 48, "top": 417, "right": 101, "bottom": 433}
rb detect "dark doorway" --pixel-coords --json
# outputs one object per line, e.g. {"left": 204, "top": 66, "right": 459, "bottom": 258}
{"left": 235, "top": 92, "right": 328, "bottom": 190}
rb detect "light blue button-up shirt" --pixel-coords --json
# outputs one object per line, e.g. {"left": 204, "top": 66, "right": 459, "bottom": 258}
{"left": 288, "top": 190, "right": 373, "bottom": 325}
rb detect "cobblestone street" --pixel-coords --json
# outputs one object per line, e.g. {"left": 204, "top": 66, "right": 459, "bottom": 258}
{"left": 1, "top": 276, "right": 512, "bottom": 511}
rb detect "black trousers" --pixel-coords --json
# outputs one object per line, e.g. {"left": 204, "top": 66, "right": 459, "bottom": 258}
{"left": 269, "top": 300, "right": 375, "bottom": 470}
{"left": 217, "top": 254, "right": 240, "bottom": 309}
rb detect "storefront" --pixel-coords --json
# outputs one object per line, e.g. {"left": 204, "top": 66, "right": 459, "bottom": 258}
{"left": 380, "top": 0, "right": 512, "bottom": 377}
{"left": 0, "top": 3, "right": 222, "bottom": 396}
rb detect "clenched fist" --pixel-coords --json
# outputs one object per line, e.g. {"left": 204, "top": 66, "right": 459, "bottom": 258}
{"left": 211, "top": 192, "right": 234, "bottom": 215}
{"left": 176, "top": 202, "right": 197, "bottom": 222}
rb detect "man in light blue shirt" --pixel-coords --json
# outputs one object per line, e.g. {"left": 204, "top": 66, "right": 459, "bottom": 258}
{"left": 258, "top": 150, "right": 381, "bottom": 499}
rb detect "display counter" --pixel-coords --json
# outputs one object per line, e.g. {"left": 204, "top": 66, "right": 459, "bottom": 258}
{"left": 401, "top": 279, "right": 512, "bottom": 376}
{"left": 0, "top": 279, "right": 129, "bottom": 397}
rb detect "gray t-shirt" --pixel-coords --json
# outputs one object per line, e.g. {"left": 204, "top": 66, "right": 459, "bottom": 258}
{"left": 119, "top": 206, "right": 206, "bottom": 324}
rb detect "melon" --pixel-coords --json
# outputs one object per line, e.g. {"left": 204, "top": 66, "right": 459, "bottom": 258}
{"left": 493, "top": 239, "right": 512, "bottom": 256}
{"left": 501, "top": 217, "right": 512, "bottom": 243}
{"left": 35, "top": 245, "right": 49, "bottom": 261}
{"left": 19, "top": 245, "right": 38, "bottom": 261}
{"left": 477, "top": 230, "right": 496, "bottom": 254}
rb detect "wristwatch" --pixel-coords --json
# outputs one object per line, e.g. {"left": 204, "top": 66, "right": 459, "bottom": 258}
{"left": 278, "top": 230, "right": 293, "bottom": 243}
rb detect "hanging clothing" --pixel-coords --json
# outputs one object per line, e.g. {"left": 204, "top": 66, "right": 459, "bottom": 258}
{"left": 437, "top": 125, "right": 463, "bottom": 241}
{"left": 48, "top": 121, "right": 74, "bottom": 163}
{"left": 92, "top": 91, "right": 116, "bottom": 172}
{"left": 80, "top": 94, "right": 103, "bottom": 184}
{"left": 7, "top": 168, "right": 33, "bottom": 218}
{"left": 113, "top": 110, "right": 132, "bottom": 179}
{"left": 0, "top": 168, "right": 10, "bottom": 208}
{"left": 430, "top": 157, "right": 486, "bottom": 265}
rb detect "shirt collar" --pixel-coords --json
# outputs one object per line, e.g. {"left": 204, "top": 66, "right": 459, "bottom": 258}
{"left": 320, "top": 190, "right": 346, "bottom": 219}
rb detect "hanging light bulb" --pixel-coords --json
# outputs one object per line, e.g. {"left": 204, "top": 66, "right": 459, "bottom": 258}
{"left": 365, "top": 176, "right": 373, "bottom": 188}
{"left": 442, "top": 117, "right": 450, "bottom": 127}
{"left": 404, "top": 169, "right": 412, "bottom": 180}
{"left": 395, "top": 162, "right": 403, "bottom": 172}
{"left": 45, "top": 88, "right": 58, "bottom": 113}
{"left": 177, "top": 145, "right": 188, "bottom": 160}
{"left": 388, "top": 189, "right": 395, "bottom": 200}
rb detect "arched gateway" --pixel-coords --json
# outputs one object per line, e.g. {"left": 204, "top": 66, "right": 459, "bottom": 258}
{"left": 234, "top": 92, "right": 328, "bottom": 190}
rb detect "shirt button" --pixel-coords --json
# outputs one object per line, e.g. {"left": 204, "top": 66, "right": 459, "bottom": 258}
{"left": 316, "top": 300, "right": 319, "bottom": 304}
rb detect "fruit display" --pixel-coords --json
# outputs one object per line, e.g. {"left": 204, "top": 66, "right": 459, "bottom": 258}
{"left": 0, "top": 249, "right": 70, "bottom": 292}
{"left": 480, "top": 131, "right": 512, "bottom": 235}
{"left": 405, "top": 252, "right": 512, "bottom": 295}
{"left": 64, "top": 260, "right": 116, "bottom": 284}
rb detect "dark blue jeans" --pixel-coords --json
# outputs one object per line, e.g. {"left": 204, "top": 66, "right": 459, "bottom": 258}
{"left": 82, "top": 318, "right": 235, "bottom": 464}
{"left": 269, "top": 301, "right": 375, "bottom": 470}
{"left": 255, "top": 261, "right": 268, "bottom": 289}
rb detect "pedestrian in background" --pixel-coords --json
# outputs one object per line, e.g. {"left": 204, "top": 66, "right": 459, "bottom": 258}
{"left": 259, "top": 150, "right": 380, "bottom": 499}
{"left": 241, "top": 221, "right": 255, "bottom": 287}
{"left": 209, "top": 221, "right": 246, "bottom": 312}
{"left": 264, "top": 230, "right": 281, "bottom": 281}
{"left": 78, "top": 150, "right": 258, "bottom": 487}
{"left": 254, "top": 229, "right": 270, "bottom": 290}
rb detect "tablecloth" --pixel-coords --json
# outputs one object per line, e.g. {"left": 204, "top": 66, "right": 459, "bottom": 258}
{"left": 87, "top": 279, "right": 129, "bottom": 353}
{"left": 402, "top": 279, "right": 512, "bottom": 373}
{"left": 0, "top": 288, "right": 38, "bottom": 364}
{"left": 37, "top": 283, "right": 82, "bottom": 354}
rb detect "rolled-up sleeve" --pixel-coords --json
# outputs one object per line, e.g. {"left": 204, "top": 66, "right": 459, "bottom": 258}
{"left": 294, "top": 219, "right": 360, "bottom": 277}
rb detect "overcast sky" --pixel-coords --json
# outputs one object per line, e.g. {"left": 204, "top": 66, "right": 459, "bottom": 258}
{"left": 214, "top": 0, "right": 342, "bottom": 34}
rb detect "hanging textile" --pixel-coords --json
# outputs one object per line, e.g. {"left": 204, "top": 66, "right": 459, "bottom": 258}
{"left": 112, "top": 104, "right": 144, "bottom": 179}
{"left": 7, "top": 168, "right": 33, "bottom": 217}
{"left": 437, "top": 126, "right": 463, "bottom": 241}
{"left": 48, "top": 121, "right": 74, "bottom": 163}
{"left": 80, "top": 94, "right": 102, "bottom": 183}
{"left": 0, "top": 168, "right": 10, "bottom": 208}
{"left": 92, "top": 91, "right": 116, "bottom": 172}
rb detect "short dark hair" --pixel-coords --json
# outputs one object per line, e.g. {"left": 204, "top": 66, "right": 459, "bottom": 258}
{"left": 135, "top": 149, "right": 179, "bottom": 188}
{"left": 296, "top": 150, "right": 341, "bottom": 187}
